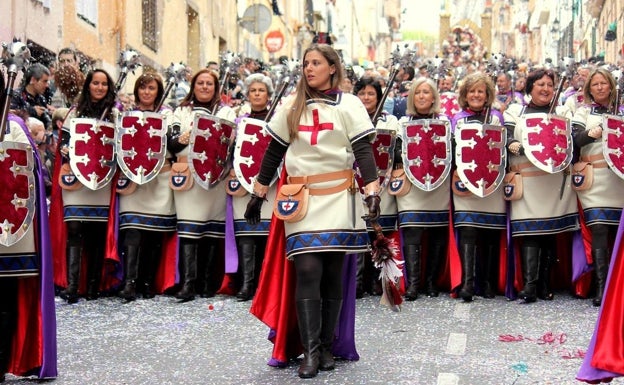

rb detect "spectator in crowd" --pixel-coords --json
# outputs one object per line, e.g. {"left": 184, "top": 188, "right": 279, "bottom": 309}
{"left": 10, "top": 63, "right": 53, "bottom": 128}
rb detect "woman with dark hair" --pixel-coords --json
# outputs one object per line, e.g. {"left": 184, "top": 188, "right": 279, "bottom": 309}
{"left": 571, "top": 68, "right": 624, "bottom": 307}
{"left": 56, "top": 69, "right": 119, "bottom": 303}
{"left": 117, "top": 72, "right": 176, "bottom": 301}
{"left": 246, "top": 44, "right": 379, "bottom": 378}
{"left": 353, "top": 76, "right": 399, "bottom": 298}
{"left": 168, "top": 68, "right": 236, "bottom": 301}
{"left": 0, "top": 69, "right": 57, "bottom": 381}
{"left": 393, "top": 77, "right": 450, "bottom": 300}
{"left": 451, "top": 72, "right": 506, "bottom": 301}
{"left": 504, "top": 68, "right": 578, "bottom": 303}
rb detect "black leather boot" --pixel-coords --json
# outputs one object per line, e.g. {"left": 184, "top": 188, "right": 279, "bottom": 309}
{"left": 0, "top": 311, "right": 15, "bottom": 383}
{"left": 518, "top": 246, "right": 540, "bottom": 303}
{"left": 592, "top": 249, "right": 609, "bottom": 307}
{"left": 175, "top": 241, "right": 198, "bottom": 302}
{"left": 318, "top": 299, "right": 342, "bottom": 371}
{"left": 403, "top": 244, "right": 421, "bottom": 301}
{"left": 236, "top": 243, "right": 256, "bottom": 301}
{"left": 355, "top": 253, "right": 365, "bottom": 299}
{"left": 140, "top": 246, "right": 160, "bottom": 299}
{"left": 458, "top": 243, "right": 476, "bottom": 302}
{"left": 296, "top": 299, "right": 322, "bottom": 379}
{"left": 425, "top": 241, "right": 445, "bottom": 297}
{"left": 60, "top": 245, "right": 82, "bottom": 304}
{"left": 537, "top": 249, "right": 554, "bottom": 301}
{"left": 119, "top": 245, "right": 140, "bottom": 302}
{"left": 86, "top": 247, "right": 103, "bottom": 300}
{"left": 482, "top": 244, "right": 498, "bottom": 299}
{"left": 199, "top": 242, "right": 216, "bottom": 298}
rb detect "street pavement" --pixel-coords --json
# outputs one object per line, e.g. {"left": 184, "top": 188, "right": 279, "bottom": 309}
{"left": 6, "top": 291, "right": 623, "bottom": 385}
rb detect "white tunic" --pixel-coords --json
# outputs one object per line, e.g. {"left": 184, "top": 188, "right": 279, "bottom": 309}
{"left": 267, "top": 93, "right": 374, "bottom": 258}
{"left": 171, "top": 105, "right": 236, "bottom": 239}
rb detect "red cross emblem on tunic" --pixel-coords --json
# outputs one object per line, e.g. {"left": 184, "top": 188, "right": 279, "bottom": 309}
{"left": 298, "top": 109, "right": 334, "bottom": 145}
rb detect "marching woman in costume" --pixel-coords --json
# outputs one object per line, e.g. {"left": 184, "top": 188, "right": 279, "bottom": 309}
{"left": 504, "top": 68, "right": 578, "bottom": 303}
{"left": 117, "top": 72, "right": 177, "bottom": 301}
{"left": 353, "top": 76, "right": 399, "bottom": 297}
{"left": 246, "top": 44, "right": 380, "bottom": 379}
{"left": 55, "top": 69, "right": 119, "bottom": 303}
{"left": 0, "top": 69, "right": 57, "bottom": 382}
{"left": 393, "top": 77, "right": 450, "bottom": 300}
{"left": 571, "top": 68, "right": 624, "bottom": 307}
{"left": 169, "top": 68, "right": 236, "bottom": 301}
{"left": 229, "top": 73, "right": 276, "bottom": 301}
{"left": 451, "top": 73, "right": 506, "bottom": 301}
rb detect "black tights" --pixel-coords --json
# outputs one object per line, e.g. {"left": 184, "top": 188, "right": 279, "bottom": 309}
{"left": 0, "top": 278, "right": 17, "bottom": 374}
{"left": 66, "top": 221, "right": 107, "bottom": 250}
{"left": 293, "top": 252, "right": 345, "bottom": 301}
{"left": 590, "top": 224, "right": 611, "bottom": 251}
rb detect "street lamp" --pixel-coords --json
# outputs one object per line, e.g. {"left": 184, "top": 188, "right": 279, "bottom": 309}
{"left": 550, "top": 18, "right": 560, "bottom": 40}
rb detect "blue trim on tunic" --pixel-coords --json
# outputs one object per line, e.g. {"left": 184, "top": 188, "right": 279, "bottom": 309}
{"left": 366, "top": 215, "right": 398, "bottom": 232}
{"left": 119, "top": 212, "right": 177, "bottom": 231}
{"left": 510, "top": 213, "right": 579, "bottom": 236}
{"left": 177, "top": 220, "right": 225, "bottom": 239}
{"left": 583, "top": 207, "right": 623, "bottom": 226}
{"left": 454, "top": 211, "right": 507, "bottom": 229}
{"left": 0, "top": 253, "right": 38, "bottom": 276}
{"left": 286, "top": 230, "right": 369, "bottom": 257}
{"left": 398, "top": 211, "right": 449, "bottom": 227}
{"left": 63, "top": 205, "right": 109, "bottom": 221}
{"left": 234, "top": 219, "right": 270, "bottom": 235}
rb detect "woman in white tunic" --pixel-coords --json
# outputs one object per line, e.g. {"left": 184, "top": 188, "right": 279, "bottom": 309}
{"left": 245, "top": 44, "right": 380, "bottom": 379}
{"left": 168, "top": 69, "right": 236, "bottom": 301}
{"left": 117, "top": 72, "right": 176, "bottom": 301}
{"left": 505, "top": 68, "right": 579, "bottom": 303}
{"left": 571, "top": 68, "right": 624, "bottom": 306}
{"left": 395, "top": 77, "right": 450, "bottom": 300}
{"left": 451, "top": 73, "right": 506, "bottom": 301}
{"left": 58, "top": 69, "right": 118, "bottom": 303}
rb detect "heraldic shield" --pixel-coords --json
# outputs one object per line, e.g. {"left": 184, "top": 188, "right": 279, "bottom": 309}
{"left": 116, "top": 111, "right": 166, "bottom": 185}
{"left": 603, "top": 114, "right": 624, "bottom": 180}
{"left": 188, "top": 113, "right": 236, "bottom": 190}
{"left": 0, "top": 141, "right": 36, "bottom": 247}
{"left": 69, "top": 118, "right": 117, "bottom": 190}
{"left": 233, "top": 117, "right": 277, "bottom": 194}
{"left": 520, "top": 113, "right": 572, "bottom": 173}
{"left": 401, "top": 119, "right": 452, "bottom": 191}
{"left": 455, "top": 123, "right": 506, "bottom": 197}
{"left": 355, "top": 128, "right": 396, "bottom": 194}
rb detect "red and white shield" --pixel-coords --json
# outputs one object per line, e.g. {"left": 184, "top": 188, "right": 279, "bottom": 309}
{"left": 603, "top": 114, "right": 624, "bottom": 179}
{"left": 0, "top": 141, "right": 36, "bottom": 247}
{"left": 440, "top": 92, "right": 461, "bottom": 118}
{"left": 116, "top": 111, "right": 167, "bottom": 185}
{"left": 69, "top": 118, "right": 116, "bottom": 190}
{"left": 233, "top": 117, "right": 276, "bottom": 194}
{"left": 401, "top": 119, "right": 452, "bottom": 191}
{"left": 355, "top": 128, "right": 396, "bottom": 194}
{"left": 520, "top": 113, "right": 572, "bottom": 173}
{"left": 455, "top": 123, "right": 506, "bottom": 197}
{"left": 188, "top": 113, "right": 236, "bottom": 190}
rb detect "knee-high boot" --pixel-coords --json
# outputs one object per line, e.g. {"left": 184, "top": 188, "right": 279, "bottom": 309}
{"left": 355, "top": 253, "right": 365, "bottom": 298}
{"left": 119, "top": 245, "right": 140, "bottom": 301}
{"left": 236, "top": 243, "right": 256, "bottom": 301}
{"left": 175, "top": 242, "right": 198, "bottom": 302}
{"left": 0, "top": 311, "right": 15, "bottom": 382}
{"left": 459, "top": 244, "right": 476, "bottom": 302}
{"left": 403, "top": 244, "right": 421, "bottom": 301}
{"left": 482, "top": 244, "right": 498, "bottom": 299}
{"left": 141, "top": 246, "right": 160, "bottom": 299}
{"left": 86, "top": 247, "right": 103, "bottom": 300}
{"left": 318, "top": 299, "right": 342, "bottom": 371}
{"left": 60, "top": 246, "right": 82, "bottom": 304}
{"left": 199, "top": 242, "right": 216, "bottom": 298}
{"left": 425, "top": 241, "right": 445, "bottom": 297}
{"left": 538, "top": 249, "right": 554, "bottom": 301}
{"left": 592, "top": 249, "right": 609, "bottom": 307}
{"left": 518, "top": 246, "right": 540, "bottom": 303}
{"left": 296, "top": 299, "right": 322, "bottom": 378}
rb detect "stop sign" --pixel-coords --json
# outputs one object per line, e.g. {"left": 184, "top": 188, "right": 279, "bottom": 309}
{"left": 264, "top": 30, "right": 284, "bottom": 53}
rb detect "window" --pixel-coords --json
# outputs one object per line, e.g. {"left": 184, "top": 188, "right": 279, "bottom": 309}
{"left": 76, "top": 0, "right": 98, "bottom": 27}
{"left": 142, "top": 0, "right": 158, "bottom": 51}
